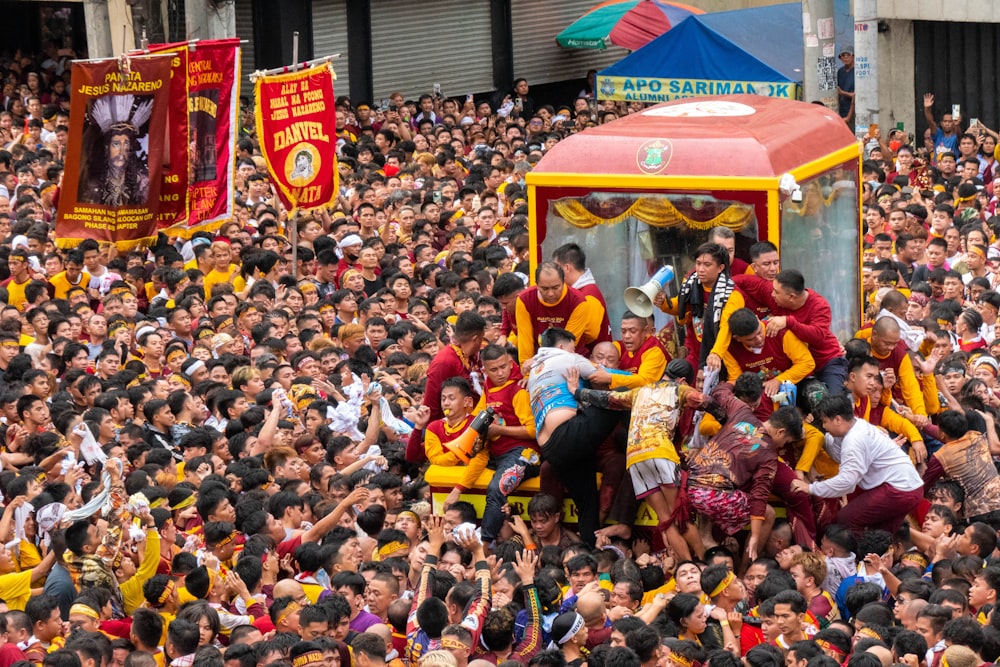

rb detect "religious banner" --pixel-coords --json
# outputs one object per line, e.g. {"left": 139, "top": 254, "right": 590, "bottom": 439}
{"left": 55, "top": 53, "right": 172, "bottom": 250}
{"left": 254, "top": 63, "right": 338, "bottom": 212}
{"left": 147, "top": 38, "right": 241, "bottom": 237}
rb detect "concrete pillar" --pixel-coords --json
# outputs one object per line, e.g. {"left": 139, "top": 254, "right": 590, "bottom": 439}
{"left": 83, "top": 0, "right": 115, "bottom": 58}
{"left": 853, "top": 0, "right": 878, "bottom": 137}
{"left": 186, "top": 0, "right": 236, "bottom": 41}
{"left": 802, "top": 0, "right": 838, "bottom": 110}
{"left": 876, "top": 19, "right": 915, "bottom": 139}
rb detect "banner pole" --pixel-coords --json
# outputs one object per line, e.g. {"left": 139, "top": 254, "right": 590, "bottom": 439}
{"left": 289, "top": 31, "right": 300, "bottom": 278}
{"left": 250, "top": 54, "right": 341, "bottom": 80}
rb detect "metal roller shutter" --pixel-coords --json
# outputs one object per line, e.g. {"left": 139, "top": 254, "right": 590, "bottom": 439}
{"left": 234, "top": 0, "right": 255, "bottom": 95}
{"left": 370, "top": 0, "right": 493, "bottom": 101}
{"left": 311, "top": 0, "right": 351, "bottom": 99}
{"left": 511, "top": 0, "right": 627, "bottom": 86}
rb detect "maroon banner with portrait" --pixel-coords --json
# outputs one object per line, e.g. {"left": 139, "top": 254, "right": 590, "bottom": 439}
{"left": 141, "top": 43, "right": 189, "bottom": 229}
{"left": 254, "top": 63, "right": 338, "bottom": 212}
{"left": 55, "top": 54, "right": 172, "bottom": 250}
{"left": 147, "top": 38, "right": 241, "bottom": 237}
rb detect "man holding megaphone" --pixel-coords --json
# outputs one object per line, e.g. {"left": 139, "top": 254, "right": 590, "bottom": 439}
{"left": 652, "top": 243, "right": 745, "bottom": 372}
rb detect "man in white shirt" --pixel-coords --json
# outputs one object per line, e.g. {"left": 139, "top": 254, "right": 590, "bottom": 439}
{"left": 791, "top": 393, "right": 923, "bottom": 535}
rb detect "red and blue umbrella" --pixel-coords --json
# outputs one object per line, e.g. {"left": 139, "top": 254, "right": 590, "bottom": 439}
{"left": 556, "top": 0, "right": 704, "bottom": 50}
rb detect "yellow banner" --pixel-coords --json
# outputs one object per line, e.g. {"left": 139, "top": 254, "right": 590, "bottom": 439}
{"left": 598, "top": 76, "right": 801, "bottom": 102}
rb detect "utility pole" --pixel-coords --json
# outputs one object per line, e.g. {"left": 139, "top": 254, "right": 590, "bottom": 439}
{"left": 801, "top": 0, "right": 838, "bottom": 111}
{"left": 853, "top": 0, "right": 878, "bottom": 138}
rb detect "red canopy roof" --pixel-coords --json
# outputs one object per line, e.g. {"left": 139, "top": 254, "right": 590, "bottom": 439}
{"left": 532, "top": 95, "right": 858, "bottom": 180}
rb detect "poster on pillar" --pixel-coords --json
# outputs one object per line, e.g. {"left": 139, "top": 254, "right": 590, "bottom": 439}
{"left": 254, "top": 63, "right": 339, "bottom": 213}
{"left": 145, "top": 38, "right": 241, "bottom": 238}
{"left": 55, "top": 54, "right": 172, "bottom": 251}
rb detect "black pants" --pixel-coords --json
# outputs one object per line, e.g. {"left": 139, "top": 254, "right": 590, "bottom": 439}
{"left": 540, "top": 405, "right": 622, "bottom": 545}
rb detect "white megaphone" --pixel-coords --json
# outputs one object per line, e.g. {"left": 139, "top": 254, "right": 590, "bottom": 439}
{"left": 624, "top": 265, "right": 675, "bottom": 317}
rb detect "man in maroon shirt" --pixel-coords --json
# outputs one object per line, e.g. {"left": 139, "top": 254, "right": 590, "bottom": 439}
{"left": 335, "top": 234, "right": 363, "bottom": 286}
{"left": 552, "top": 243, "right": 613, "bottom": 345}
{"left": 736, "top": 270, "right": 848, "bottom": 394}
{"left": 405, "top": 311, "right": 486, "bottom": 463}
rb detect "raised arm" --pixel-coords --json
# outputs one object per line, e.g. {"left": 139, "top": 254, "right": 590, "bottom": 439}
{"left": 303, "top": 487, "right": 369, "bottom": 544}
{"left": 924, "top": 94, "right": 939, "bottom": 135}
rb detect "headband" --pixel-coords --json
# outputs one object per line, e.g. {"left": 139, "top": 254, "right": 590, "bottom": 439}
{"left": 441, "top": 637, "right": 469, "bottom": 650}
{"left": 135, "top": 325, "right": 156, "bottom": 341}
{"left": 377, "top": 541, "right": 409, "bottom": 560}
{"left": 956, "top": 193, "right": 977, "bottom": 204}
{"left": 299, "top": 283, "right": 317, "bottom": 293}
{"left": 296, "top": 356, "right": 315, "bottom": 370}
{"left": 213, "top": 531, "right": 237, "bottom": 549}
{"left": 341, "top": 268, "right": 361, "bottom": 282}
{"left": 173, "top": 375, "right": 191, "bottom": 389}
{"left": 167, "top": 349, "right": 187, "bottom": 364}
{"left": 276, "top": 601, "right": 301, "bottom": 627}
{"left": 970, "top": 246, "right": 987, "bottom": 259}
{"left": 70, "top": 603, "right": 100, "bottom": 619}
{"left": 900, "top": 552, "right": 930, "bottom": 568}
{"left": 0, "top": 341, "right": 19, "bottom": 349}
{"left": 709, "top": 571, "right": 737, "bottom": 598}
{"left": 108, "top": 320, "right": 129, "bottom": 335}
{"left": 669, "top": 655, "right": 695, "bottom": 667}
{"left": 185, "top": 360, "right": 205, "bottom": 376}
{"left": 156, "top": 579, "right": 176, "bottom": 606}
{"left": 111, "top": 286, "right": 134, "bottom": 297}
{"left": 217, "top": 316, "right": 234, "bottom": 330}
{"left": 292, "top": 652, "right": 325, "bottom": 667}
{"left": 602, "top": 545, "right": 626, "bottom": 560}
{"left": 941, "top": 363, "right": 966, "bottom": 376}
{"left": 319, "top": 304, "right": 333, "bottom": 312}
{"left": 858, "top": 627, "right": 882, "bottom": 641}
{"left": 170, "top": 494, "right": 195, "bottom": 511}
{"left": 397, "top": 510, "right": 420, "bottom": 524}
{"left": 815, "top": 640, "right": 846, "bottom": 657}
{"left": 40, "top": 182, "right": 57, "bottom": 194}
{"left": 556, "top": 613, "right": 585, "bottom": 646}
{"left": 974, "top": 356, "right": 1000, "bottom": 374}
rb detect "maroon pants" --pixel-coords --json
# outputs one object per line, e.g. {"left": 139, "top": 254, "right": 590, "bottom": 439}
{"left": 771, "top": 461, "right": 817, "bottom": 547}
{"left": 831, "top": 483, "right": 924, "bottom": 535}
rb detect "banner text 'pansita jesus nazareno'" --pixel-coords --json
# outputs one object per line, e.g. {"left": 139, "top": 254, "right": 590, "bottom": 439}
{"left": 254, "top": 63, "right": 338, "bottom": 213}
{"left": 55, "top": 54, "right": 172, "bottom": 250}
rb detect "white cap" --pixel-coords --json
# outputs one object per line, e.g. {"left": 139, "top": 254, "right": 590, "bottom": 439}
{"left": 339, "top": 234, "right": 363, "bottom": 249}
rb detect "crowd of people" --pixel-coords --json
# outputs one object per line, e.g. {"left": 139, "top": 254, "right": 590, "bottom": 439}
{"left": 1, "top": 40, "right": 1000, "bottom": 667}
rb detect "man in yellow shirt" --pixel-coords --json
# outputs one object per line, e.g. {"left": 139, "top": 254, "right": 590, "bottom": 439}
{"left": 721, "top": 308, "right": 816, "bottom": 421}
{"left": 2, "top": 250, "right": 32, "bottom": 311}
{"left": 0, "top": 503, "right": 57, "bottom": 610}
{"left": 48, "top": 249, "right": 90, "bottom": 300}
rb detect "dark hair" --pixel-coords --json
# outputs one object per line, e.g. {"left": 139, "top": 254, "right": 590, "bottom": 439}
{"left": 942, "top": 616, "right": 985, "bottom": 653}
{"left": 772, "top": 589, "right": 808, "bottom": 614}
{"left": 775, "top": 269, "right": 806, "bottom": 294}
{"left": 539, "top": 327, "right": 575, "bottom": 348}
{"left": 814, "top": 393, "right": 855, "bottom": 421}
{"left": 166, "top": 617, "right": 200, "bottom": 657}
{"left": 744, "top": 644, "right": 785, "bottom": 667}
{"left": 666, "top": 594, "right": 701, "bottom": 632}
